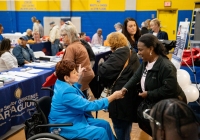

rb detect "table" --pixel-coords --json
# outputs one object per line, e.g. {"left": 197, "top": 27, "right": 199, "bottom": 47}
{"left": 180, "top": 66, "right": 200, "bottom": 83}
{"left": 30, "top": 42, "right": 52, "bottom": 56}
{"left": 0, "top": 67, "right": 54, "bottom": 137}
{"left": 2, "top": 33, "right": 23, "bottom": 41}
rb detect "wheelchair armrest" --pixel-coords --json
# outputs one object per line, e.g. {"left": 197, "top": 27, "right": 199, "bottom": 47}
{"left": 36, "top": 123, "right": 73, "bottom": 128}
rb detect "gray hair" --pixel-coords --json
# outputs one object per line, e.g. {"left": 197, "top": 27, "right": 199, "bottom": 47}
{"left": 141, "top": 22, "right": 148, "bottom": 28}
{"left": 61, "top": 23, "right": 79, "bottom": 44}
{"left": 114, "top": 22, "right": 122, "bottom": 29}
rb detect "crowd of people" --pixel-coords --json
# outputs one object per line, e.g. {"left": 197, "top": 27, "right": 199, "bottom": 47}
{"left": 0, "top": 16, "right": 199, "bottom": 140}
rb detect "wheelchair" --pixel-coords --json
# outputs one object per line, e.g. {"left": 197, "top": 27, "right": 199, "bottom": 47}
{"left": 24, "top": 96, "right": 73, "bottom": 140}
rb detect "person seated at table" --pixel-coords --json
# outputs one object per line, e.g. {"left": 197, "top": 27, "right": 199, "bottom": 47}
{"left": 150, "top": 18, "right": 168, "bottom": 40}
{"left": 79, "top": 32, "right": 86, "bottom": 40}
{"left": 114, "top": 22, "right": 123, "bottom": 32}
{"left": 91, "top": 28, "right": 103, "bottom": 47}
{"left": 26, "top": 29, "right": 34, "bottom": 41}
{"left": 12, "top": 36, "right": 35, "bottom": 66}
{"left": 0, "top": 39, "right": 18, "bottom": 72}
{"left": 49, "top": 60, "right": 123, "bottom": 140}
{"left": 145, "top": 99, "right": 200, "bottom": 140}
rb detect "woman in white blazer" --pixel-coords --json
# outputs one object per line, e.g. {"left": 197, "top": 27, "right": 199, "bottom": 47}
{"left": 0, "top": 39, "right": 18, "bottom": 72}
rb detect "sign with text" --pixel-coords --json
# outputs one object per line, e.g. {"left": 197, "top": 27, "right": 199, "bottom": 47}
{"left": 171, "top": 21, "right": 190, "bottom": 69}
{"left": 89, "top": 0, "right": 109, "bottom": 11}
{"left": 17, "top": 0, "right": 37, "bottom": 11}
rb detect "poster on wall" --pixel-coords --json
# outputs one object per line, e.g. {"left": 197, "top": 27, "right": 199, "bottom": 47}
{"left": 171, "top": 21, "right": 190, "bottom": 69}
{"left": 89, "top": 0, "right": 109, "bottom": 11}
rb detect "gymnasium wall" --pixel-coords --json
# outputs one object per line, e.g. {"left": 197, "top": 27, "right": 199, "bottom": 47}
{"left": 0, "top": 0, "right": 195, "bottom": 39}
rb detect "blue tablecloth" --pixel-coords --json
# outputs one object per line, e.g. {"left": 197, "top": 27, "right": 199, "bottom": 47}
{"left": 93, "top": 51, "right": 111, "bottom": 75}
{"left": 180, "top": 66, "right": 200, "bottom": 83}
{"left": 30, "top": 42, "right": 52, "bottom": 56}
{"left": 0, "top": 67, "right": 54, "bottom": 136}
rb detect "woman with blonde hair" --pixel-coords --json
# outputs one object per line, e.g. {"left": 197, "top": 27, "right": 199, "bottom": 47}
{"left": 98, "top": 32, "right": 140, "bottom": 140}
{"left": 150, "top": 18, "right": 168, "bottom": 40}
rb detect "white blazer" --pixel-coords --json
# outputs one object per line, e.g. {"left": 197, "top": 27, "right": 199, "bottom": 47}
{"left": 0, "top": 51, "right": 18, "bottom": 72}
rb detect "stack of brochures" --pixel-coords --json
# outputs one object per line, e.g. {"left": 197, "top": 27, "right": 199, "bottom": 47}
{"left": 0, "top": 75, "right": 15, "bottom": 85}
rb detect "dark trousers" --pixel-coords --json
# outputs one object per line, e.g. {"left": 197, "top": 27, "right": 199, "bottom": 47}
{"left": 111, "top": 118, "right": 132, "bottom": 140}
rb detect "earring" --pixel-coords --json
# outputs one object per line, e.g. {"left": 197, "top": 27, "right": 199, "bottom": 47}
{"left": 150, "top": 52, "right": 152, "bottom": 56}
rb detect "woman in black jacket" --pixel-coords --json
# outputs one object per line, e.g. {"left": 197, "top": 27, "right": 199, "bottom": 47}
{"left": 98, "top": 32, "right": 140, "bottom": 140}
{"left": 121, "top": 34, "right": 187, "bottom": 136}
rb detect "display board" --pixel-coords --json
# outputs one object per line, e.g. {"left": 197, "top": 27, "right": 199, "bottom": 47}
{"left": 171, "top": 21, "right": 190, "bottom": 69}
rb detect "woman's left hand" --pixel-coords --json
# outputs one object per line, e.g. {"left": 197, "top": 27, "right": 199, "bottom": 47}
{"left": 138, "top": 91, "right": 147, "bottom": 98}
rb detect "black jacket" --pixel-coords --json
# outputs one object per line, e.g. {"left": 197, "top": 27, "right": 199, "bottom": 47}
{"left": 124, "top": 56, "right": 187, "bottom": 103}
{"left": 98, "top": 47, "right": 141, "bottom": 122}
{"left": 80, "top": 39, "right": 95, "bottom": 61}
{"left": 151, "top": 30, "right": 168, "bottom": 40}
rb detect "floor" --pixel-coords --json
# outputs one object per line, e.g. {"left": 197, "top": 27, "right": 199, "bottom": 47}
{"left": 7, "top": 111, "right": 152, "bottom": 140}
{"left": 6, "top": 90, "right": 152, "bottom": 140}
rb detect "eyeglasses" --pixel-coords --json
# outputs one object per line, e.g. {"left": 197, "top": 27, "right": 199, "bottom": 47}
{"left": 60, "top": 34, "right": 67, "bottom": 38}
{"left": 143, "top": 109, "right": 162, "bottom": 129}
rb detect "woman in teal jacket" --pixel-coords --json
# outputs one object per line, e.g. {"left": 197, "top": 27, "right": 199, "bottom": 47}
{"left": 48, "top": 60, "right": 123, "bottom": 140}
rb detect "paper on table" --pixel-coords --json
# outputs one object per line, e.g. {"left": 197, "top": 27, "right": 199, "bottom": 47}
{"left": 25, "top": 62, "right": 56, "bottom": 68}
{"left": 14, "top": 76, "right": 27, "bottom": 81}
{"left": 15, "top": 72, "right": 38, "bottom": 78}
{"left": 27, "top": 69, "right": 43, "bottom": 74}
{"left": 7, "top": 71, "right": 38, "bottom": 78}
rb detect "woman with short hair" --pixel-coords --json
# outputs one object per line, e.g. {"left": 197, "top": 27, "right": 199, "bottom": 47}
{"left": 150, "top": 18, "right": 168, "bottom": 40}
{"left": 0, "top": 39, "right": 18, "bottom": 72}
{"left": 48, "top": 60, "right": 123, "bottom": 139}
{"left": 98, "top": 32, "right": 140, "bottom": 140}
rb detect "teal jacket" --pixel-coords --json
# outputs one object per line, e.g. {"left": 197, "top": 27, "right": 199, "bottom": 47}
{"left": 48, "top": 80, "right": 109, "bottom": 138}
{"left": 124, "top": 55, "right": 187, "bottom": 103}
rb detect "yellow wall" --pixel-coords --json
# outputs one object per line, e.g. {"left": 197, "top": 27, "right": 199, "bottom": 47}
{"left": 72, "top": 0, "right": 125, "bottom": 11}
{"left": 136, "top": 0, "right": 196, "bottom": 10}
{"left": 0, "top": 1, "right": 7, "bottom": 10}
{"left": 15, "top": 0, "right": 60, "bottom": 11}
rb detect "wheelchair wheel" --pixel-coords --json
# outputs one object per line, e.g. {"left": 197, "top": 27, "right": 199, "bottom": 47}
{"left": 28, "top": 133, "right": 66, "bottom": 140}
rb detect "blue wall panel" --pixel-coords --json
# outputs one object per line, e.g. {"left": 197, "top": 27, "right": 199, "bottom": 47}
{"left": 0, "top": 10, "right": 193, "bottom": 40}
{"left": 0, "top": 11, "right": 137, "bottom": 39}
{"left": 136, "top": 11, "right": 157, "bottom": 27}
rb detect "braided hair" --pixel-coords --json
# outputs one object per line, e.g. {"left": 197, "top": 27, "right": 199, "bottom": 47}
{"left": 151, "top": 99, "right": 200, "bottom": 140}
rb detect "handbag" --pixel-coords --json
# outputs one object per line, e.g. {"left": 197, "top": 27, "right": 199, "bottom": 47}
{"left": 137, "top": 99, "right": 155, "bottom": 136}
{"left": 100, "top": 51, "right": 131, "bottom": 97}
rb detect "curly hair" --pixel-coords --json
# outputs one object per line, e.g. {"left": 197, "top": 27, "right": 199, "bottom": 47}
{"left": 106, "top": 32, "right": 128, "bottom": 51}
{"left": 56, "top": 60, "right": 76, "bottom": 82}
